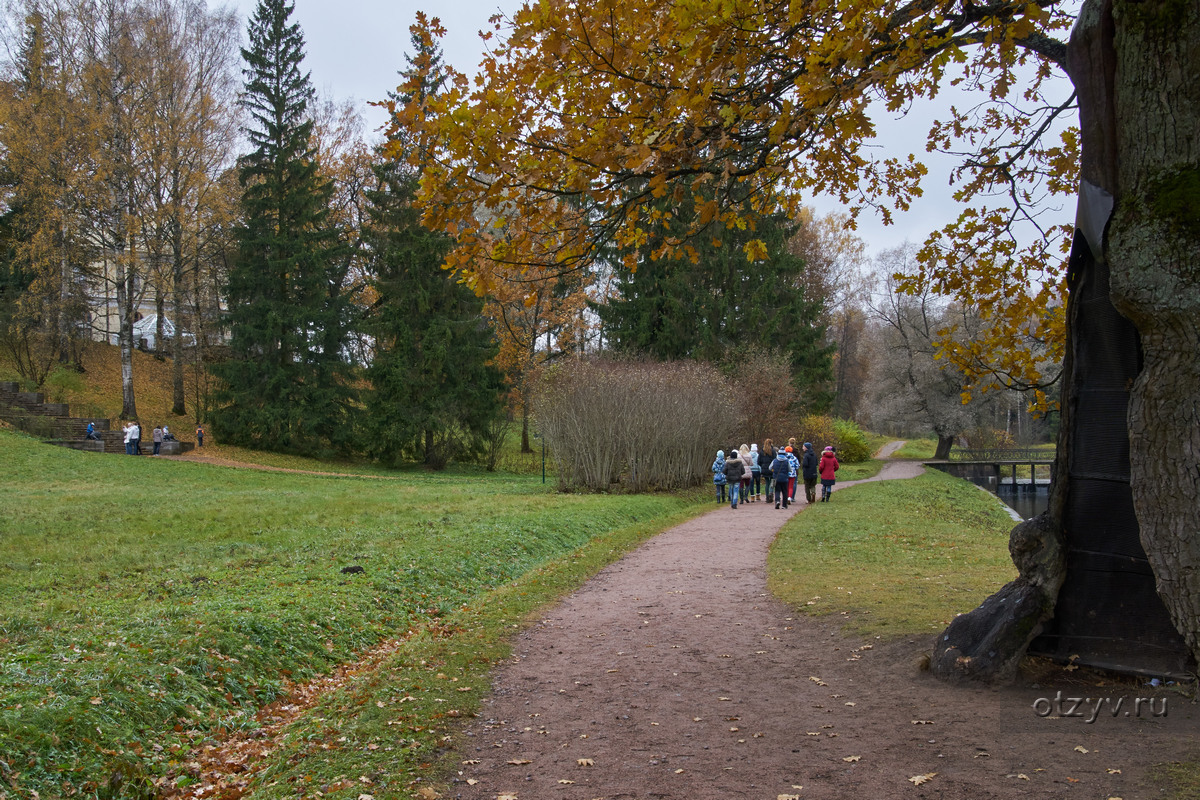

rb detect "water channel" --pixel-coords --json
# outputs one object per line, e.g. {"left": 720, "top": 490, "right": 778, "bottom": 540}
{"left": 992, "top": 486, "right": 1050, "bottom": 520}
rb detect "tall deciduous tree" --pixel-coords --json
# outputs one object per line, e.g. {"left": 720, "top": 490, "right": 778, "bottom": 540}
{"left": 213, "top": 0, "right": 353, "bottom": 454}
{"left": 0, "top": 8, "right": 96, "bottom": 384}
{"left": 865, "top": 244, "right": 987, "bottom": 459}
{"left": 398, "top": 0, "right": 1200, "bottom": 671}
{"left": 362, "top": 22, "right": 504, "bottom": 468}
{"left": 138, "top": 0, "right": 240, "bottom": 416}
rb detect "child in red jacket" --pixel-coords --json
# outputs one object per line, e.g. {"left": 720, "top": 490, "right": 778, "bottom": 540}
{"left": 818, "top": 446, "right": 839, "bottom": 502}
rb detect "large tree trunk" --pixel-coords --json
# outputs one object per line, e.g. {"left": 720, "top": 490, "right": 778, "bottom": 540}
{"left": 1107, "top": 0, "right": 1200, "bottom": 662}
{"left": 933, "top": 0, "right": 1199, "bottom": 682}
{"left": 116, "top": 255, "right": 138, "bottom": 421}
{"left": 171, "top": 224, "right": 186, "bottom": 416}
{"left": 933, "top": 434, "right": 954, "bottom": 461}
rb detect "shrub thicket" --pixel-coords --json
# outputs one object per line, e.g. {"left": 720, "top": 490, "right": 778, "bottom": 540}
{"left": 793, "top": 414, "right": 871, "bottom": 462}
{"left": 533, "top": 357, "right": 738, "bottom": 491}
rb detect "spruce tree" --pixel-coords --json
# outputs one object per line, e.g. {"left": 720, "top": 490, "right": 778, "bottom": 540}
{"left": 597, "top": 188, "right": 833, "bottom": 407}
{"left": 360, "top": 30, "right": 504, "bottom": 468}
{"left": 213, "top": 0, "right": 354, "bottom": 454}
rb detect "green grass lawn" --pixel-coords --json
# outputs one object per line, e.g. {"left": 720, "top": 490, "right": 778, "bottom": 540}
{"left": 768, "top": 468, "right": 1018, "bottom": 638}
{"left": 0, "top": 429, "right": 707, "bottom": 798}
{"left": 889, "top": 437, "right": 938, "bottom": 459}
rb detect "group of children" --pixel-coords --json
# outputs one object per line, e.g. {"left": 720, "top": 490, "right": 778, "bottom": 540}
{"left": 711, "top": 437, "right": 840, "bottom": 509}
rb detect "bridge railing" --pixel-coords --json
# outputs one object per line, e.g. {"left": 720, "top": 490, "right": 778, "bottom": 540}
{"left": 948, "top": 448, "right": 1055, "bottom": 462}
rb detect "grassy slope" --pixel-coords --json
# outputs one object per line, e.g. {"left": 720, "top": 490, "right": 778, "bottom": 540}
{"left": 0, "top": 340, "right": 201, "bottom": 426}
{"left": 0, "top": 429, "right": 707, "bottom": 797}
{"left": 768, "top": 468, "right": 1018, "bottom": 638}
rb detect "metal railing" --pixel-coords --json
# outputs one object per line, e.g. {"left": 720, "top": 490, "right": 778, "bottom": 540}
{"left": 948, "top": 448, "right": 1055, "bottom": 462}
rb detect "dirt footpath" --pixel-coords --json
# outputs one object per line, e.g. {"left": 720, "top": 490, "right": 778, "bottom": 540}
{"left": 446, "top": 460, "right": 1197, "bottom": 799}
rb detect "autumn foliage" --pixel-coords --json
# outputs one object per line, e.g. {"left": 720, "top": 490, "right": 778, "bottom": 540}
{"left": 390, "top": 0, "right": 1078, "bottom": 406}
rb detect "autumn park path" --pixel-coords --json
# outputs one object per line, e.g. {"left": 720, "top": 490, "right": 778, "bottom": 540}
{"left": 446, "top": 452, "right": 1197, "bottom": 800}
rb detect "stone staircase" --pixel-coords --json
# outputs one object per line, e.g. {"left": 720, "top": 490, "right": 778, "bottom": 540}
{"left": 0, "top": 380, "right": 194, "bottom": 455}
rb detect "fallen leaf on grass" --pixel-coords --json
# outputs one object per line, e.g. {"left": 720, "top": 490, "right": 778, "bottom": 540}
{"left": 908, "top": 773, "right": 937, "bottom": 786}
{"left": 842, "top": 755, "right": 861, "bottom": 763}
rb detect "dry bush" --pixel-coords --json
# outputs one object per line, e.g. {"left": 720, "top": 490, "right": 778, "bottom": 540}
{"left": 533, "top": 357, "right": 738, "bottom": 492}
{"left": 729, "top": 350, "right": 802, "bottom": 444}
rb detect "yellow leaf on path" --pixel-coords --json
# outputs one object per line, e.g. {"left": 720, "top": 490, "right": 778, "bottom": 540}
{"left": 778, "top": 795, "right": 801, "bottom": 800}
{"left": 675, "top": 768, "right": 684, "bottom": 773}
{"left": 908, "top": 772, "right": 938, "bottom": 785}
{"left": 806, "top": 732, "right": 820, "bottom": 736}
{"left": 1106, "top": 768, "right": 1122, "bottom": 774}
{"left": 557, "top": 779, "right": 574, "bottom": 784}
{"left": 498, "top": 795, "right": 518, "bottom": 800}
{"left": 416, "top": 789, "right": 439, "bottom": 800}
{"left": 577, "top": 758, "right": 594, "bottom": 766}
{"left": 507, "top": 759, "right": 532, "bottom": 765}
{"left": 842, "top": 755, "right": 861, "bottom": 762}
{"left": 911, "top": 719, "right": 933, "bottom": 724}
{"left": 465, "top": 778, "right": 478, "bottom": 785}
{"left": 1075, "top": 745, "right": 1089, "bottom": 754}
{"left": 462, "top": 759, "right": 480, "bottom": 764}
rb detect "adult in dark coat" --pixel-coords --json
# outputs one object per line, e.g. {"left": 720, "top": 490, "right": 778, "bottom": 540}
{"left": 801, "top": 442, "right": 819, "bottom": 503}
{"left": 723, "top": 449, "right": 746, "bottom": 509}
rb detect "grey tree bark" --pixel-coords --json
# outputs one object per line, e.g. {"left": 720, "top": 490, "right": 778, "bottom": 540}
{"left": 933, "top": 0, "right": 1200, "bottom": 680}
{"left": 1106, "top": 0, "right": 1200, "bottom": 662}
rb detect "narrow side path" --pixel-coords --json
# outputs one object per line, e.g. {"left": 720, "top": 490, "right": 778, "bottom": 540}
{"left": 446, "top": 450, "right": 1194, "bottom": 800}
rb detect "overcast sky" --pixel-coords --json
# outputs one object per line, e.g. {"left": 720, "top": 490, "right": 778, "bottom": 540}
{"left": 226, "top": 0, "right": 1072, "bottom": 259}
